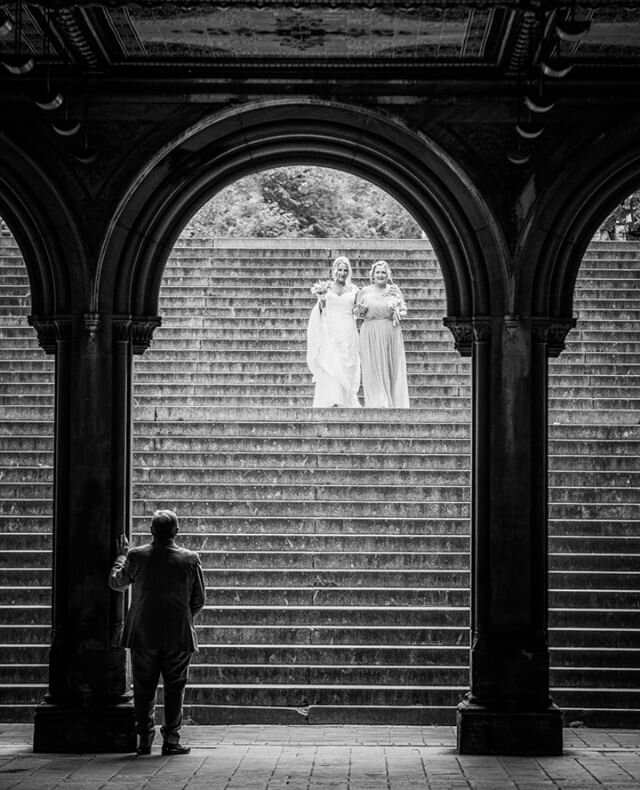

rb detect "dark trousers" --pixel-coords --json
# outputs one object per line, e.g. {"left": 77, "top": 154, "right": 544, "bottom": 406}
{"left": 130, "top": 649, "right": 192, "bottom": 744}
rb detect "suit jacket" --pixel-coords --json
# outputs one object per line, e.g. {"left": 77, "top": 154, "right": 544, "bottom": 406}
{"left": 109, "top": 539, "right": 206, "bottom": 652}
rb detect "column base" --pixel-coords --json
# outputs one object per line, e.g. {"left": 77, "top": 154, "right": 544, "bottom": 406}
{"left": 456, "top": 699, "right": 563, "bottom": 755}
{"left": 33, "top": 701, "right": 137, "bottom": 753}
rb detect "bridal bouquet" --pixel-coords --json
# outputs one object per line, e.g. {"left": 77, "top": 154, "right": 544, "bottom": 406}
{"left": 387, "top": 287, "right": 407, "bottom": 326}
{"left": 311, "top": 279, "right": 332, "bottom": 310}
{"left": 353, "top": 299, "right": 368, "bottom": 319}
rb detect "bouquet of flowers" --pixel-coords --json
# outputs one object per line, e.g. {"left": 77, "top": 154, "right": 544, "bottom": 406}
{"left": 387, "top": 286, "right": 407, "bottom": 326}
{"left": 311, "top": 279, "right": 332, "bottom": 311}
{"left": 353, "top": 298, "right": 368, "bottom": 319}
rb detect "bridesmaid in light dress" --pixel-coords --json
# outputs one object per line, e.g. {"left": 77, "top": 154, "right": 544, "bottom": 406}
{"left": 306, "top": 256, "right": 361, "bottom": 408}
{"left": 356, "top": 260, "right": 410, "bottom": 409}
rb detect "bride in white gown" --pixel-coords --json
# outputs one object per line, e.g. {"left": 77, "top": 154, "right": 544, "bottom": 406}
{"left": 306, "top": 256, "right": 361, "bottom": 408}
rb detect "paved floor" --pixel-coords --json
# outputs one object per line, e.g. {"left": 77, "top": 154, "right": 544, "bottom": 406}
{"left": 1, "top": 724, "right": 640, "bottom": 789}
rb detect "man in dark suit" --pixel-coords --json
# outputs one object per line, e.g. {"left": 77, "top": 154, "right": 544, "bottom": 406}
{"left": 109, "top": 509, "right": 206, "bottom": 756}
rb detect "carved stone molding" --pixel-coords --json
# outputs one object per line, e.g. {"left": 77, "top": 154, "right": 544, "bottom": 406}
{"left": 443, "top": 316, "right": 493, "bottom": 356}
{"left": 27, "top": 315, "right": 72, "bottom": 354}
{"left": 443, "top": 317, "right": 473, "bottom": 357}
{"left": 130, "top": 316, "right": 162, "bottom": 355}
{"left": 531, "top": 317, "right": 576, "bottom": 357}
{"left": 472, "top": 317, "right": 491, "bottom": 343}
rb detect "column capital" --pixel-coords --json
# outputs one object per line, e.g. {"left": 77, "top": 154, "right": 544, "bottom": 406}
{"left": 531, "top": 316, "right": 576, "bottom": 357}
{"left": 131, "top": 315, "right": 162, "bottom": 354}
{"left": 443, "top": 317, "right": 472, "bottom": 356}
{"left": 27, "top": 314, "right": 72, "bottom": 354}
{"left": 110, "top": 315, "right": 161, "bottom": 352}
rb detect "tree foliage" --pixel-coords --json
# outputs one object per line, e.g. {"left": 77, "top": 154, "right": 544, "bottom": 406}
{"left": 183, "top": 166, "right": 424, "bottom": 238}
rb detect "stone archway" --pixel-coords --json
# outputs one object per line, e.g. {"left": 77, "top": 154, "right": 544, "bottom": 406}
{"left": 515, "top": 118, "right": 640, "bottom": 324}
{"left": 99, "top": 99, "right": 514, "bottom": 738}
{"left": 0, "top": 139, "right": 86, "bottom": 320}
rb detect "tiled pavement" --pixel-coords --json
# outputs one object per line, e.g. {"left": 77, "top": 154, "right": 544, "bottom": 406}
{"left": 1, "top": 725, "right": 640, "bottom": 789}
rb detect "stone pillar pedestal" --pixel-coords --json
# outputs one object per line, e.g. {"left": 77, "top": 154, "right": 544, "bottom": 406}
{"left": 456, "top": 700, "right": 563, "bottom": 755}
{"left": 28, "top": 313, "right": 159, "bottom": 753}
{"left": 447, "top": 315, "right": 574, "bottom": 755}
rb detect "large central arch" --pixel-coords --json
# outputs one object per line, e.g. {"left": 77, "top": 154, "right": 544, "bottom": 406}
{"left": 96, "top": 100, "right": 509, "bottom": 322}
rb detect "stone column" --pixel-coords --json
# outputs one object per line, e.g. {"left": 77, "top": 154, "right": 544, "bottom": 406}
{"left": 445, "top": 314, "right": 574, "bottom": 755}
{"left": 28, "top": 312, "right": 158, "bottom": 753}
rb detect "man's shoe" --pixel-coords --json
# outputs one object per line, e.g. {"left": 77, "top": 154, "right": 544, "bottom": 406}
{"left": 136, "top": 733, "right": 155, "bottom": 756}
{"left": 162, "top": 743, "right": 191, "bottom": 756}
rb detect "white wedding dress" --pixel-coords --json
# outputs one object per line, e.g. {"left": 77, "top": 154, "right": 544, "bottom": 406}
{"left": 306, "top": 287, "right": 361, "bottom": 408}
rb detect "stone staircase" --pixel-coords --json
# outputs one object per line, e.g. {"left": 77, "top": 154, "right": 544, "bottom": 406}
{"left": 0, "top": 234, "right": 639, "bottom": 726}
{"left": 131, "top": 239, "right": 471, "bottom": 724}
{"left": 548, "top": 242, "right": 640, "bottom": 727}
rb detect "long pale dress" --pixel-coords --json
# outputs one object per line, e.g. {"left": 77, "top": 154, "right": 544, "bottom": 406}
{"left": 358, "top": 286, "right": 410, "bottom": 408}
{"left": 307, "top": 287, "right": 361, "bottom": 408}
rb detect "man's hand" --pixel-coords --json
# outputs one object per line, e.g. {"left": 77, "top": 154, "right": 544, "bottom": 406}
{"left": 116, "top": 534, "right": 130, "bottom": 556}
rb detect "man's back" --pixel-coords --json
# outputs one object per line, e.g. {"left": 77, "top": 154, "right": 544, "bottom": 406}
{"left": 110, "top": 540, "right": 205, "bottom": 651}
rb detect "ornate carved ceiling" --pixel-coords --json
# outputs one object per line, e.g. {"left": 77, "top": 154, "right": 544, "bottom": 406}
{"left": 0, "top": 1, "right": 638, "bottom": 82}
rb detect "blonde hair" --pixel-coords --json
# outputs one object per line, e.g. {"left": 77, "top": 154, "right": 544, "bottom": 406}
{"left": 332, "top": 256, "right": 353, "bottom": 282}
{"left": 369, "top": 259, "right": 394, "bottom": 284}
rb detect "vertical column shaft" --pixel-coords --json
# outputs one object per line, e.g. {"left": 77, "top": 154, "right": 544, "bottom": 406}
{"left": 31, "top": 313, "right": 136, "bottom": 753}
{"left": 450, "top": 314, "right": 569, "bottom": 755}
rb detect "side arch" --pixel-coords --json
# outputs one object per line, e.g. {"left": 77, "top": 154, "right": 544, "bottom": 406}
{"left": 516, "top": 119, "right": 640, "bottom": 321}
{"left": 97, "top": 100, "right": 510, "bottom": 323}
{"left": 0, "top": 139, "right": 86, "bottom": 318}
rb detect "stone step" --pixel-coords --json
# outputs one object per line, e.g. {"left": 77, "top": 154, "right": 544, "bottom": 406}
{"left": 0, "top": 603, "right": 469, "bottom": 628}
{"left": 2, "top": 532, "right": 470, "bottom": 553}
{"left": 133, "top": 358, "right": 472, "bottom": 376}
{"left": 129, "top": 466, "right": 640, "bottom": 488}
{"left": 0, "top": 585, "right": 637, "bottom": 608}
{"left": 549, "top": 608, "right": 640, "bottom": 629}
{"left": 549, "top": 553, "right": 640, "bottom": 572}
{"left": 16, "top": 449, "right": 471, "bottom": 471}
{"left": 129, "top": 383, "right": 471, "bottom": 398}
{"left": 548, "top": 570, "right": 640, "bottom": 588}
{"left": 549, "top": 486, "right": 640, "bottom": 503}
{"left": 550, "top": 647, "right": 640, "bottom": 668}
{"left": 0, "top": 567, "right": 465, "bottom": 588}
{"left": 1, "top": 547, "right": 470, "bottom": 571}
{"left": 550, "top": 502, "right": 640, "bottom": 518}
{"left": 549, "top": 627, "right": 640, "bottom": 649}
{"left": 182, "top": 625, "right": 469, "bottom": 647}
{"left": 130, "top": 327, "right": 453, "bottom": 344}
{"left": 203, "top": 587, "right": 471, "bottom": 607}
{"left": 0, "top": 586, "right": 51, "bottom": 605}
{"left": 159, "top": 274, "right": 444, "bottom": 288}
{"left": 547, "top": 410, "right": 640, "bottom": 424}
{"left": 133, "top": 404, "right": 472, "bottom": 419}
{"left": 132, "top": 434, "right": 471, "bottom": 454}
{"left": 1, "top": 382, "right": 470, "bottom": 401}
{"left": 550, "top": 377, "right": 640, "bottom": 391}
{"left": 550, "top": 667, "right": 640, "bottom": 689}
{"left": 550, "top": 534, "right": 640, "bottom": 551}
{"left": 0, "top": 646, "right": 48, "bottom": 664}
{"left": 550, "top": 455, "right": 640, "bottom": 471}
{"left": 549, "top": 589, "right": 640, "bottom": 608}
{"left": 0, "top": 683, "right": 465, "bottom": 709}
{"left": 145, "top": 295, "right": 443, "bottom": 311}
{"left": 549, "top": 519, "right": 640, "bottom": 537}
{"left": 186, "top": 665, "right": 467, "bottom": 686}
{"left": 193, "top": 644, "right": 469, "bottom": 664}
{"left": 549, "top": 688, "right": 640, "bottom": 710}
{"left": 129, "top": 481, "right": 471, "bottom": 503}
